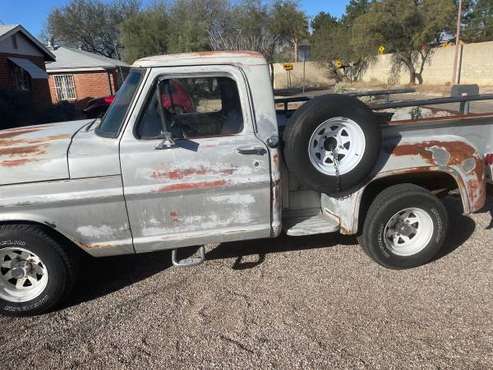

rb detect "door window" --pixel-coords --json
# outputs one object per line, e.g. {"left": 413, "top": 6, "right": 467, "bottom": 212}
{"left": 136, "top": 76, "right": 244, "bottom": 139}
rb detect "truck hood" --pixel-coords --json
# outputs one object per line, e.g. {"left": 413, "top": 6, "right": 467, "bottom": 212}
{"left": 0, "top": 120, "right": 92, "bottom": 186}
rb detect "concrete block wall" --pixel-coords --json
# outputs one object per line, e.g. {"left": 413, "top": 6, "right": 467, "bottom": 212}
{"left": 360, "top": 41, "right": 493, "bottom": 86}
{"left": 272, "top": 41, "right": 493, "bottom": 88}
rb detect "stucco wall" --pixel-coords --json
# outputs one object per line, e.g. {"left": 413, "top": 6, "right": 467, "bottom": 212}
{"left": 360, "top": 41, "right": 493, "bottom": 86}
{"left": 272, "top": 62, "right": 332, "bottom": 89}
{"left": 273, "top": 41, "right": 493, "bottom": 88}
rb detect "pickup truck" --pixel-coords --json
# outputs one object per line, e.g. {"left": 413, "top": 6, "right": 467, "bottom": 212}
{"left": 0, "top": 51, "right": 491, "bottom": 316}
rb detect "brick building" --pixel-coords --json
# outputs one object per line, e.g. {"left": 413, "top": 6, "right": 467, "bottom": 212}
{"left": 46, "top": 46, "right": 129, "bottom": 108}
{"left": 0, "top": 24, "right": 55, "bottom": 113}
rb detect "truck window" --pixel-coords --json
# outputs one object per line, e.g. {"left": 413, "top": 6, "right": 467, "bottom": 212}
{"left": 96, "top": 68, "right": 144, "bottom": 138}
{"left": 136, "top": 76, "right": 244, "bottom": 139}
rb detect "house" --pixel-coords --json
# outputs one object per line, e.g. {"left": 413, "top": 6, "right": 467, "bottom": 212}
{"left": 0, "top": 24, "right": 55, "bottom": 114}
{"left": 46, "top": 46, "right": 129, "bottom": 107}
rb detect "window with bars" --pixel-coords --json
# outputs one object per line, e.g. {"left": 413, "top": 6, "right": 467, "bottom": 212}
{"left": 54, "top": 75, "right": 77, "bottom": 101}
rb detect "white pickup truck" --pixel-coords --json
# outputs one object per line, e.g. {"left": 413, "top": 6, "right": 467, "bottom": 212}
{"left": 0, "top": 51, "right": 491, "bottom": 316}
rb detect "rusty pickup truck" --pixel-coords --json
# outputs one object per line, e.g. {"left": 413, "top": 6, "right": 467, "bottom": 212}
{"left": 1, "top": 51, "right": 492, "bottom": 316}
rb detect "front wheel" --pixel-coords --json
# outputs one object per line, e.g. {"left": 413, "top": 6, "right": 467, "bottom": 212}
{"left": 360, "top": 184, "right": 448, "bottom": 269}
{"left": 0, "top": 225, "right": 77, "bottom": 316}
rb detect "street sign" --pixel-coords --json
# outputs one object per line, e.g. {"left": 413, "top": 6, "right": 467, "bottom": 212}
{"left": 378, "top": 46, "right": 385, "bottom": 54}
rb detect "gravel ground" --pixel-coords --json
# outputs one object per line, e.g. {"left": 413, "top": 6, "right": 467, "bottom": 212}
{"left": 0, "top": 196, "right": 492, "bottom": 369}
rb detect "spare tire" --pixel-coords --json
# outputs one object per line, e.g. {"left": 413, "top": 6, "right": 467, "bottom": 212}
{"left": 283, "top": 94, "right": 381, "bottom": 196}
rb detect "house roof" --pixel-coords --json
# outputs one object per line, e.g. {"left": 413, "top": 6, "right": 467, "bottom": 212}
{"left": 46, "top": 46, "right": 129, "bottom": 72}
{"left": 0, "top": 24, "right": 56, "bottom": 61}
{"left": 133, "top": 51, "right": 267, "bottom": 68}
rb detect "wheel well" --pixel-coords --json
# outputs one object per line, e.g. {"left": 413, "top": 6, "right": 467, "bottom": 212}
{"left": 358, "top": 171, "right": 462, "bottom": 232}
{"left": 0, "top": 220, "right": 89, "bottom": 258}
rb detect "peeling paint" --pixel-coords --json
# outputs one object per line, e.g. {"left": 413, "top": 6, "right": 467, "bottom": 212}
{"left": 77, "top": 225, "right": 117, "bottom": 238}
{"left": 154, "top": 180, "right": 228, "bottom": 193}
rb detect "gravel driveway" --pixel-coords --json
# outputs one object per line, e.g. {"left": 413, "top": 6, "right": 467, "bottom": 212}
{"left": 1, "top": 196, "right": 492, "bottom": 369}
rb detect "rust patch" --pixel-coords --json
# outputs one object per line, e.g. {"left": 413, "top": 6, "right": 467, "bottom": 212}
{"left": 170, "top": 211, "right": 179, "bottom": 223}
{"left": 152, "top": 166, "right": 235, "bottom": 180}
{"left": 273, "top": 153, "right": 280, "bottom": 167}
{"left": 155, "top": 180, "right": 228, "bottom": 193}
{"left": 0, "top": 134, "right": 70, "bottom": 147}
{"left": 86, "top": 243, "right": 113, "bottom": 249}
{"left": 391, "top": 141, "right": 486, "bottom": 212}
{"left": 0, "top": 158, "right": 33, "bottom": 167}
{"left": 391, "top": 141, "right": 477, "bottom": 166}
{"left": 0, "top": 127, "right": 42, "bottom": 139}
{"left": 0, "top": 145, "right": 47, "bottom": 158}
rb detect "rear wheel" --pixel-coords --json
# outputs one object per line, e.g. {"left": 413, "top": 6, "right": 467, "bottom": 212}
{"left": 360, "top": 184, "right": 448, "bottom": 269}
{"left": 0, "top": 225, "right": 77, "bottom": 316}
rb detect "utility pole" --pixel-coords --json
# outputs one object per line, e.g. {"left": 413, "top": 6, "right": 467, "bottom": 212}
{"left": 452, "top": 0, "right": 463, "bottom": 84}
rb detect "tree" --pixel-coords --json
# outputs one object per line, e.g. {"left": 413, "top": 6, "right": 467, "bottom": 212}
{"left": 342, "top": 0, "right": 370, "bottom": 24}
{"left": 269, "top": 0, "right": 308, "bottom": 62}
{"left": 351, "top": 0, "right": 456, "bottom": 84}
{"left": 463, "top": 0, "right": 493, "bottom": 42}
{"left": 166, "top": 0, "right": 229, "bottom": 53}
{"left": 208, "top": 0, "right": 277, "bottom": 61}
{"left": 311, "top": 11, "right": 338, "bottom": 33}
{"left": 120, "top": 2, "right": 169, "bottom": 63}
{"left": 47, "top": 0, "right": 140, "bottom": 58}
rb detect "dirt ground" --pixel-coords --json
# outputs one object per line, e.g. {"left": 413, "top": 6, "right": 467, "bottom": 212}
{"left": 0, "top": 195, "right": 492, "bottom": 369}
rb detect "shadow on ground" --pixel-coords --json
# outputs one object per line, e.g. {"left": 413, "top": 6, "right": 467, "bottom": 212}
{"left": 65, "top": 197, "right": 483, "bottom": 309}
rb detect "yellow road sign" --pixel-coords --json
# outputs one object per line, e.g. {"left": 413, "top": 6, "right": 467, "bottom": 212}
{"left": 378, "top": 46, "right": 385, "bottom": 54}
{"left": 283, "top": 63, "right": 294, "bottom": 71}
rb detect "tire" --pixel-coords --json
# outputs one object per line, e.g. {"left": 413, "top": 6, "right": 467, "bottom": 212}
{"left": 360, "top": 184, "right": 448, "bottom": 269}
{"left": 0, "top": 224, "right": 77, "bottom": 316}
{"left": 283, "top": 94, "right": 381, "bottom": 196}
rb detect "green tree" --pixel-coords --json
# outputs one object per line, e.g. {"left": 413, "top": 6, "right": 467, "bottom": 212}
{"left": 167, "top": 0, "right": 229, "bottom": 53}
{"left": 351, "top": 0, "right": 456, "bottom": 84}
{"left": 269, "top": 0, "right": 308, "bottom": 61}
{"left": 463, "top": 0, "right": 493, "bottom": 42}
{"left": 311, "top": 11, "right": 338, "bottom": 33}
{"left": 342, "top": 0, "right": 370, "bottom": 24}
{"left": 47, "top": 0, "right": 140, "bottom": 58}
{"left": 120, "top": 2, "right": 169, "bottom": 63}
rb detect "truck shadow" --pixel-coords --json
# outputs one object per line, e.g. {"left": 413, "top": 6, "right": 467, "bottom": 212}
{"left": 65, "top": 197, "right": 479, "bottom": 309}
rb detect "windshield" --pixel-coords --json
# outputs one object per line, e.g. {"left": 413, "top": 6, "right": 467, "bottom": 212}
{"left": 96, "top": 68, "right": 144, "bottom": 137}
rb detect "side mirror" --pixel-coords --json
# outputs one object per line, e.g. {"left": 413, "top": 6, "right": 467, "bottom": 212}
{"left": 155, "top": 130, "right": 176, "bottom": 150}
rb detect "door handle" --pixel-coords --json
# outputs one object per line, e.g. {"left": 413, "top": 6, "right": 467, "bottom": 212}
{"left": 236, "top": 146, "right": 267, "bottom": 155}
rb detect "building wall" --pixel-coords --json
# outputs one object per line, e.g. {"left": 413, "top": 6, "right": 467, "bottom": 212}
{"left": 360, "top": 41, "right": 493, "bottom": 86}
{"left": 272, "top": 62, "right": 332, "bottom": 90}
{"left": 0, "top": 52, "right": 52, "bottom": 111}
{"left": 272, "top": 41, "right": 493, "bottom": 89}
{"left": 48, "top": 69, "right": 119, "bottom": 107}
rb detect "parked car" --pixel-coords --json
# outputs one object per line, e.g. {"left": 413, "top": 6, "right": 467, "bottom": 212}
{"left": 0, "top": 51, "right": 491, "bottom": 316}
{"left": 83, "top": 79, "right": 194, "bottom": 118}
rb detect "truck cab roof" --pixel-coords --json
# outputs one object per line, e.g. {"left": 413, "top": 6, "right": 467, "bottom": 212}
{"left": 132, "top": 51, "right": 267, "bottom": 68}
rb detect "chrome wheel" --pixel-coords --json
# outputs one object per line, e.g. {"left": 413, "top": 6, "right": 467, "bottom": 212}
{"left": 383, "top": 208, "right": 434, "bottom": 256}
{"left": 308, "top": 117, "right": 366, "bottom": 176}
{"left": 0, "top": 248, "right": 48, "bottom": 303}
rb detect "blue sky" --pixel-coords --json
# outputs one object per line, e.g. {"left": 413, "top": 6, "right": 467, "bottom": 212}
{"left": 0, "top": 0, "right": 350, "bottom": 38}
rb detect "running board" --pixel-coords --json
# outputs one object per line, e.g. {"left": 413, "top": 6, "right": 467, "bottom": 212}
{"left": 285, "top": 213, "right": 339, "bottom": 236}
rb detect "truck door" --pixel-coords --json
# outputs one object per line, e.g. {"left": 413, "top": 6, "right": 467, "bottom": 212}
{"left": 119, "top": 66, "right": 272, "bottom": 253}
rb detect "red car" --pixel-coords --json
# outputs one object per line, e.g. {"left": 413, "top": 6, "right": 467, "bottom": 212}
{"left": 84, "top": 79, "right": 194, "bottom": 118}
